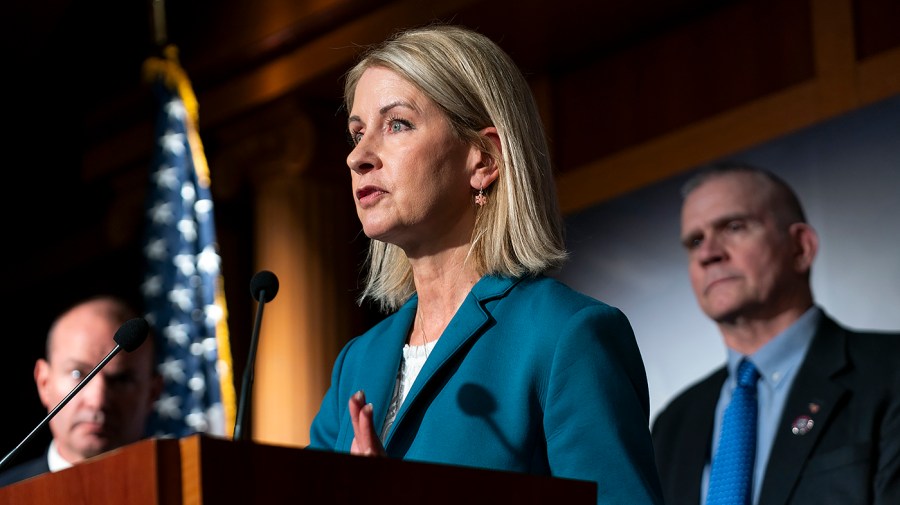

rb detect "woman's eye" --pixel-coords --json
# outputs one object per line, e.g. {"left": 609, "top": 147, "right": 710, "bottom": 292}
{"left": 388, "top": 118, "right": 412, "bottom": 133}
{"left": 348, "top": 131, "right": 363, "bottom": 146}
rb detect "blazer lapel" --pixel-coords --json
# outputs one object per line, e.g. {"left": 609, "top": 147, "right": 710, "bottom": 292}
{"left": 681, "top": 369, "right": 725, "bottom": 505}
{"left": 360, "top": 301, "right": 417, "bottom": 439}
{"left": 682, "top": 367, "right": 728, "bottom": 503}
{"left": 383, "top": 276, "right": 517, "bottom": 445}
{"left": 758, "top": 317, "right": 849, "bottom": 505}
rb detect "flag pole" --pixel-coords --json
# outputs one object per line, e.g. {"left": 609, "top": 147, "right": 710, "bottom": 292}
{"left": 151, "top": 0, "right": 168, "bottom": 48}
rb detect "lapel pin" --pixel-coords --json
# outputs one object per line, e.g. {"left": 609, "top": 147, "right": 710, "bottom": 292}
{"left": 791, "top": 415, "right": 814, "bottom": 435}
{"left": 808, "top": 402, "right": 820, "bottom": 414}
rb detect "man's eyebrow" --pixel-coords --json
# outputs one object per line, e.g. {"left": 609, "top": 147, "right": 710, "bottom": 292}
{"left": 53, "top": 357, "right": 92, "bottom": 369}
{"left": 710, "top": 213, "right": 754, "bottom": 228}
{"left": 680, "top": 213, "right": 758, "bottom": 243}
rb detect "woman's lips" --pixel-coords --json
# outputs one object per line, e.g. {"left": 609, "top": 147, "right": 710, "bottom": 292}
{"left": 356, "top": 186, "right": 386, "bottom": 208}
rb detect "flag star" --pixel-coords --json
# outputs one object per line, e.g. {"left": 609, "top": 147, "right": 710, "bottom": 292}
{"left": 160, "top": 130, "right": 187, "bottom": 157}
{"left": 154, "top": 393, "right": 183, "bottom": 420}
{"left": 177, "top": 217, "right": 198, "bottom": 242}
{"left": 145, "top": 238, "right": 168, "bottom": 261}
{"left": 159, "top": 356, "right": 187, "bottom": 384}
{"left": 141, "top": 274, "right": 164, "bottom": 297}
{"left": 163, "top": 321, "right": 191, "bottom": 348}
{"left": 173, "top": 254, "right": 197, "bottom": 277}
{"left": 181, "top": 182, "right": 196, "bottom": 204}
{"left": 204, "top": 302, "right": 224, "bottom": 326}
{"left": 197, "top": 245, "right": 220, "bottom": 275}
{"left": 168, "top": 286, "right": 195, "bottom": 313}
{"left": 149, "top": 201, "right": 174, "bottom": 225}
{"left": 188, "top": 373, "right": 207, "bottom": 394}
{"left": 164, "top": 98, "right": 186, "bottom": 121}
{"left": 185, "top": 409, "right": 209, "bottom": 432}
{"left": 190, "top": 341, "right": 205, "bottom": 357}
{"left": 191, "top": 337, "right": 216, "bottom": 363}
{"left": 200, "top": 337, "right": 218, "bottom": 355}
{"left": 153, "top": 165, "right": 179, "bottom": 190}
{"left": 194, "top": 198, "right": 213, "bottom": 221}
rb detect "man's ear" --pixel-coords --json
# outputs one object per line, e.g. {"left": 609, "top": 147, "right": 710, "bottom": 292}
{"left": 470, "top": 126, "right": 501, "bottom": 190}
{"left": 34, "top": 359, "right": 53, "bottom": 410}
{"left": 790, "top": 222, "right": 818, "bottom": 273}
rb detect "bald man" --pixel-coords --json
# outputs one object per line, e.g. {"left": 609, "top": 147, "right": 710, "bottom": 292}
{"left": 0, "top": 296, "right": 161, "bottom": 487}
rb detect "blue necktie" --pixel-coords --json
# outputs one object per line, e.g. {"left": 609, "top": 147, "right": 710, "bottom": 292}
{"left": 707, "top": 359, "right": 760, "bottom": 505}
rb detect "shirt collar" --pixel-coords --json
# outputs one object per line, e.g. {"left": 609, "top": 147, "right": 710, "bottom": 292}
{"left": 725, "top": 305, "right": 821, "bottom": 388}
{"left": 47, "top": 440, "right": 73, "bottom": 472}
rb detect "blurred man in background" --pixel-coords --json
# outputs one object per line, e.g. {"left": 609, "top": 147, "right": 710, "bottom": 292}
{"left": 0, "top": 296, "right": 161, "bottom": 487}
{"left": 652, "top": 163, "right": 900, "bottom": 504}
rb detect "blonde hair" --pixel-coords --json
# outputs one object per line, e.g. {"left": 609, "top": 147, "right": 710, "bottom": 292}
{"left": 345, "top": 25, "right": 567, "bottom": 312}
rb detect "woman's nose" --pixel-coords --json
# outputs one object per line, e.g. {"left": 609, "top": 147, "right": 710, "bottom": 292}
{"left": 347, "top": 134, "right": 379, "bottom": 173}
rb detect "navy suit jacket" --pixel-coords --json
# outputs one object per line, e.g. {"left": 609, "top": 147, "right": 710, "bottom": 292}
{"left": 0, "top": 450, "right": 50, "bottom": 488}
{"left": 652, "top": 313, "right": 900, "bottom": 505}
{"left": 309, "top": 274, "right": 664, "bottom": 504}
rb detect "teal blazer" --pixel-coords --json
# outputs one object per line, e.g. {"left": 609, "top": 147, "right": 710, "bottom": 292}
{"left": 309, "top": 275, "right": 663, "bottom": 504}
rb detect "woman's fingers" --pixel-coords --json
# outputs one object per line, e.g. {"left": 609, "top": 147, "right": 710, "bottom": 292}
{"left": 348, "top": 391, "right": 383, "bottom": 456}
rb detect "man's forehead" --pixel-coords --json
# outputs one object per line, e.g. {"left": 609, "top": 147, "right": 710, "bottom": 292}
{"left": 52, "top": 345, "right": 152, "bottom": 373}
{"left": 683, "top": 176, "right": 768, "bottom": 219}
{"left": 47, "top": 325, "right": 122, "bottom": 368}
{"left": 49, "top": 321, "right": 117, "bottom": 348}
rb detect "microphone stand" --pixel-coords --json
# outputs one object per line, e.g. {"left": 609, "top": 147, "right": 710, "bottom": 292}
{"left": 0, "top": 346, "right": 124, "bottom": 471}
{"left": 233, "top": 288, "right": 269, "bottom": 441}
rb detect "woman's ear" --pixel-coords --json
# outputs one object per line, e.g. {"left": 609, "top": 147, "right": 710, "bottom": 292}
{"left": 470, "top": 126, "right": 501, "bottom": 190}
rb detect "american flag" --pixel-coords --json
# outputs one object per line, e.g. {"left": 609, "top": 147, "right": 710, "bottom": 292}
{"left": 141, "top": 46, "right": 236, "bottom": 438}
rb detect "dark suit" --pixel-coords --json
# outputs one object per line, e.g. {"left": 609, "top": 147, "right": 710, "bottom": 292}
{"left": 0, "top": 451, "right": 50, "bottom": 488}
{"left": 652, "top": 313, "right": 900, "bottom": 505}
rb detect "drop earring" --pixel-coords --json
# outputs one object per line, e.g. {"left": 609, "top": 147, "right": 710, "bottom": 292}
{"left": 475, "top": 183, "right": 487, "bottom": 207}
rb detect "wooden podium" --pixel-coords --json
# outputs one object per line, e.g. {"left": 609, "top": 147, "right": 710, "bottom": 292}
{"left": 0, "top": 435, "right": 596, "bottom": 504}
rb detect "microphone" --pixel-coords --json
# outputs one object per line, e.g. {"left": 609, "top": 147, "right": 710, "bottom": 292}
{"left": 233, "top": 270, "right": 279, "bottom": 441}
{"left": 0, "top": 318, "right": 150, "bottom": 471}
{"left": 250, "top": 270, "right": 279, "bottom": 303}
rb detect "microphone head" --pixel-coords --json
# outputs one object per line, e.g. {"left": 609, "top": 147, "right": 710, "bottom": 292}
{"left": 250, "top": 270, "right": 279, "bottom": 302}
{"left": 114, "top": 318, "right": 151, "bottom": 352}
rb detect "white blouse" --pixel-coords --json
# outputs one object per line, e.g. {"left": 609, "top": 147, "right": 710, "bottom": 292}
{"left": 381, "top": 341, "right": 438, "bottom": 441}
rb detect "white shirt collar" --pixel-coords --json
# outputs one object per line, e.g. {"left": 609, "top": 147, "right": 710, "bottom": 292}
{"left": 47, "top": 440, "right": 73, "bottom": 472}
